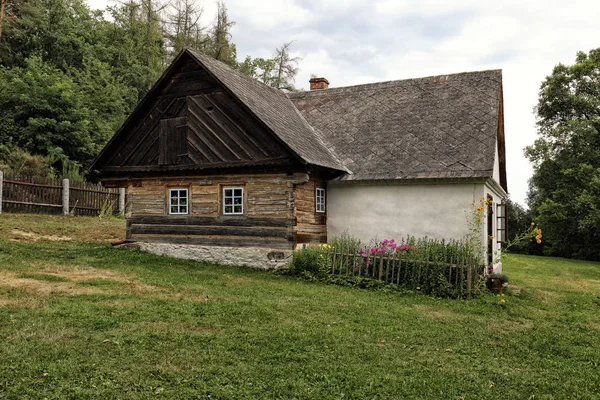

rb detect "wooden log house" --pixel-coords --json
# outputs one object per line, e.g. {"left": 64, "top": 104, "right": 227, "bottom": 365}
{"left": 92, "top": 49, "right": 508, "bottom": 270}
{"left": 91, "top": 50, "right": 346, "bottom": 265}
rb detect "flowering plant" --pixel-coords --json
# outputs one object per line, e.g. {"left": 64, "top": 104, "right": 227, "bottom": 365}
{"left": 357, "top": 239, "right": 418, "bottom": 268}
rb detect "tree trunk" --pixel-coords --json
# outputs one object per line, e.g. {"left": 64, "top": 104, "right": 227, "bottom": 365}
{"left": 0, "top": 0, "right": 6, "bottom": 39}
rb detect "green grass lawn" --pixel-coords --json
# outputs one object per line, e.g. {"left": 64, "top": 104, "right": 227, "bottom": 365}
{"left": 1, "top": 214, "right": 599, "bottom": 399}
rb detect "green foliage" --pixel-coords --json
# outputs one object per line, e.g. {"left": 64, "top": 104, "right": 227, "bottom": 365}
{"left": 488, "top": 272, "right": 509, "bottom": 283}
{"left": 239, "top": 42, "right": 300, "bottom": 90}
{"left": 98, "top": 199, "right": 115, "bottom": 219}
{"left": 0, "top": 144, "right": 55, "bottom": 177}
{"left": 329, "top": 232, "right": 362, "bottom": 254}
{"left": 289, "top": 245, "right": 331, "bottom": 277}
{"left": 0, "top": 56, "right": 134, "bottom": 170}
{"left": 526, "top": 48, "right": 600, "bottom": 261}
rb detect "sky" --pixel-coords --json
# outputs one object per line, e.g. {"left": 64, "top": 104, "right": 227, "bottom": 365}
{"left": 87, "top": 0, "right": 600, "bottom": 207}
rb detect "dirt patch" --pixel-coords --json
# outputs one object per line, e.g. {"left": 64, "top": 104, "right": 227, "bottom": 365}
{"left": 0, "top": 264, "right": 157, "bottom": 297}
{"left": 590, "top": 322, "right": 600, "bottom": 332}
{"left": 0, "top": 271, "right": 105, "bottom": 296}
{"left": 0, "top": 264, "right": 209, "bottom": 301}
{"left": 412, "top": 304, "right": 460, "bottom": 320}
{"left": 552, "top": 277, "right": 600, "bottom": 294}
{"left": 9, "top": 229, "right": 72, "bottom": 242}
{"left": 489, "top": 319, "right": 534, "bottom": 333}
{"left": 0, "top": 298, "right": 23, "bottom": 307}
{"left": 533, "top": 289, "right": 561, "bottom": 304}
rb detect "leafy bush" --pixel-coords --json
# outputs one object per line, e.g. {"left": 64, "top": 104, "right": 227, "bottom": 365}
{"left": 289, "top": 245, "right": 332, "bottom": 277}
{"left": 329, "top": 233, "right": 362, "bottom": 254}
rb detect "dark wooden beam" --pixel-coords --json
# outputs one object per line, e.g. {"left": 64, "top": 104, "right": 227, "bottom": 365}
{"left": 128, "top": 215, "right": 292, "bottom": 227}
{"left": 131, "top": 234, "right": 293, "bottom": 249}
{"left": 131, "top": 224, "right": 288, "bottom": 238}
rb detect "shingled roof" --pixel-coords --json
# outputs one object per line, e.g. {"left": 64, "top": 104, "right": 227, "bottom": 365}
{"left": 288, "top": 70, "right": 504, "bottom": 184}
{"left": 187, "top": 50, "right": 347, "bottom": 172}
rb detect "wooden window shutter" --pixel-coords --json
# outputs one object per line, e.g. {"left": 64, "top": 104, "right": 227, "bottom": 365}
{"left": 159, "top": 117, "right": 188, "bottom": 165}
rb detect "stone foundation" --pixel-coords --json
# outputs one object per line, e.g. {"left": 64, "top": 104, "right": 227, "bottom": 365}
{"left": 134, "top": 242, "right": 293, "bottom": 270}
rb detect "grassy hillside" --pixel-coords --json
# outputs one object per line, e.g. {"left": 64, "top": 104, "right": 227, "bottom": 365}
{"left": 0, "top": 214, "right": 599, "bottom": 398}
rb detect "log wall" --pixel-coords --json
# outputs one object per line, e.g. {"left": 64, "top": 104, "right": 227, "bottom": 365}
{"left": 125, "top": 173, "right": 311, "bottom": 249}
{"left": 293, "top": 179, "right": 327, "bottom": 245}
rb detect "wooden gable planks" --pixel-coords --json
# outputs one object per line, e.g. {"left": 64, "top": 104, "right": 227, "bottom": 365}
{"left": 207, "top": 92, "right": 292, "bottom": 158}
{"left": 158, "top": 59, "right": 220, "bottom": 97}
{"left": 159, "top": 116, "right": 187, "bottom": 165}
{"left": 98, "top": 51, "right": 299, "bottom": 173}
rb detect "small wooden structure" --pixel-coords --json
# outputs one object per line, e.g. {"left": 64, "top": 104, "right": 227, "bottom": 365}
{"left": 91, "top": 50, "right": 344, "bottom": 252}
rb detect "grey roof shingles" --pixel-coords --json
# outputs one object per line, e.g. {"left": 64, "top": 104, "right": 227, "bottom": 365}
{"left": 288, "top": 70, "right": 502, "bottom": 181}
{"left": 191, "top": 49, "right": 502, "bottom": 182}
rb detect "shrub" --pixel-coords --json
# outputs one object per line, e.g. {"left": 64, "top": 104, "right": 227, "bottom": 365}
{"left": 329, "top": 233, "right": 362, "bottom": 254}
{"left": 289, "top": 245, "right": 331, "bottom": 277}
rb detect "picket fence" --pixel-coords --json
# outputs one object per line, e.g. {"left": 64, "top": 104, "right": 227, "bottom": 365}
{"left": 328, "top": 249, "right": 480, "bottom": 297}
{"left": 0, "top": 171, "right": 125, "bottom": 216}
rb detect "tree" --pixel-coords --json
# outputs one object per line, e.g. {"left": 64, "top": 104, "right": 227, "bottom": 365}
{"left": 104, "top": 0, "right": 166, "bottom": 97}
{"left": 207, "top": 2, "right": 236, "bottom": 67}
{"left": 238, "top": 55, "right": 276, "bottom": 86}
{"left": 271, "top": 41, "right": 299, "bottom": 91}
{"left": 165, "top": 0, "right": 205, "bottom": 59}
{"left": 238, "top": 42, "right": 300, "bottom": 91}
{"left": 526, "top": 48, "right": 600, "bottom": 261}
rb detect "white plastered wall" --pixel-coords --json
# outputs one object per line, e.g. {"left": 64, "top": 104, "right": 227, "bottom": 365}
{"left": 327, "top": 179, "right": 507, "bottom": 271}
{"left": 327, "top": 181, "right": 486, "bottom": 245}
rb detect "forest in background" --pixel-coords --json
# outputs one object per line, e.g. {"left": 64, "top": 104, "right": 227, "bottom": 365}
{"left": 0, "top": 0, "right": 299, "bottom": 178}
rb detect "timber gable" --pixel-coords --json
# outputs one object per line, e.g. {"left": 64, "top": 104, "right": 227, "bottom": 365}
{"left": 93, "top": 52, "right": 301, "bottom": 177}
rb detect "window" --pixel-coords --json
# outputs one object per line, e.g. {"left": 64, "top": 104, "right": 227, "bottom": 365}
{"left": 497, "top": 203, "right": 507, "bottom": 243}
{"left": 316, "top": 188, "right": 326, "bottom": 213}
{"left": 223, "top": 187, "right": 244, "bottom": 215}
{"left": 169, "top": 188, "right": 188, "bottom": 214}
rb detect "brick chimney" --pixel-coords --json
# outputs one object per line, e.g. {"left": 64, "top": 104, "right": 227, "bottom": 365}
{"left": 309, "top": 77, "right": 329, "bottom": 90}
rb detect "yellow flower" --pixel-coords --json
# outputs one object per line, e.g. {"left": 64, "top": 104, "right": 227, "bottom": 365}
{"left": 531, "top": 222, "right": 535, "bottom": 226}
{"left": 500, "top": 299, "right": 505, "bottom": 304}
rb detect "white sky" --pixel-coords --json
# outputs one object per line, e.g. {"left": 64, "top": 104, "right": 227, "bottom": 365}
{"left": 87, "top": 0, "right": 600, "bottom": 207}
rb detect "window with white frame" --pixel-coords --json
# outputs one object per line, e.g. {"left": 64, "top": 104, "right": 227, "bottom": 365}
{"left": 496, "top": 203, "right": 507, "bottom": 243}
{"left": 316, "top": 188, "right": 326, "bottom": 213}
{"left": 169, "top": 188, "right": 188, "bottom": 214}
{"left": 223, "top": 186, "right": 244, "bottom": 215}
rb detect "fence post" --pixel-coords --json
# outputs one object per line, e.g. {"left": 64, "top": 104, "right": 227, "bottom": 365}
{"left": 118, "top": 187, "right": 126, "bottom": 215}
{"left": 466, "top": 259, "right": 473, "bottom": 297}
{"left": 0, "top": 170, "right": 3, "bottom": 214}
{"left": 62, "top": 178, "right": 69, "bottom": 216}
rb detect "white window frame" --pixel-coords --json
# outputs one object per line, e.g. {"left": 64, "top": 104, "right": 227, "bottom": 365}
{"left": 168, "top": 188, "right": 189, "bottom": 215}
{"left": 497, "top": 203, "right": 507, "bottom": 243}
{"left": 316, "top": 187, "right": 326, "bottom": 213}
{"left": 222, "top": 186, "right": 244, "bottom": 215}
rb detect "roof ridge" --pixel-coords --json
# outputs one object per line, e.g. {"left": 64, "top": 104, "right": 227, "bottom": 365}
{"left": 288, "top": 69, "right": 502, "bottom": 98}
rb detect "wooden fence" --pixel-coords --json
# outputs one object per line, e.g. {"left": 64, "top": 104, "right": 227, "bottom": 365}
{"left": 329, "top": 249, "right": 480, "bottom": 297}
{"left": 0, "top": 171, "right": 126, "bottom": 217}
